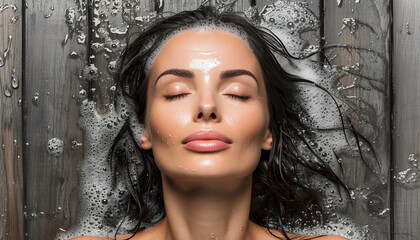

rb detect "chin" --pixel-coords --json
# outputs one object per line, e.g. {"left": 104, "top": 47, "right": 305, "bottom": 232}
{"left": 154, "top": 153, "right": 259, "bottom": 183}
{"left": 163, "top": 165, "right": 255, "bottom": 183}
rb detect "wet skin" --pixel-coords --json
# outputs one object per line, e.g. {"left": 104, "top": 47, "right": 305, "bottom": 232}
{"left": 72, "top": 29, "right": 349, "bottom": 240}
{"left": 142, "top": 29, "right": 272, "bottom": 182}
{"left": 139, "top": 28, "right": 273, "bottom": 240}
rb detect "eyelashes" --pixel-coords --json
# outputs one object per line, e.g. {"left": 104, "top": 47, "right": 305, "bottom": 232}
{"left": 226, "top": 94, "right": 250, "bottom": 100}
{"left": 163, "top": 93, "right": 250, "bottom": 101}
{"left": 163, "top": 93, "right": 189, "bottom": 100}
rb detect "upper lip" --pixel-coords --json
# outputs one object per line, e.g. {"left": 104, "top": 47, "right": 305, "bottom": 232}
{"left": 182, "top": 130, "right": 233, "bottom": 144}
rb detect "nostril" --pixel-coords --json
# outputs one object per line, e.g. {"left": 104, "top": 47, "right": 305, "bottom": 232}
{"left": 197, "top": 112, "right": 217, "bottom": 120}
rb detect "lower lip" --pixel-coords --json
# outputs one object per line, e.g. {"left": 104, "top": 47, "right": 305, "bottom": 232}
{"left": 183, "top": 140, "right": 231, "bottom": 152}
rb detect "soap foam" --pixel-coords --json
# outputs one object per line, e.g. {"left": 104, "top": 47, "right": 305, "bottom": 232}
{"left": 143, "top": 21, "right": 253, "bottom": 76}
{"left": 56, "top": 1, "right": 383, "bottom": 239}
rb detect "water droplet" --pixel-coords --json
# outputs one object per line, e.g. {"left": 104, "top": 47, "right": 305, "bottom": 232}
{"left": 4, "top": 86, "right": 12, "bottom": 97}
{"left": 68, "top": 51, "right": 79, "bottom": 58}
{"left": 77, "top": 34, "right": 86, "bottom": 44}
{"left": 83, "top": 64, "right": 99, "bottom": 81}
{"left": 44, "top": 5, "right": 54, "bottom": 18}
{"left": 47, "top": 138, "right": 64, "bottom": 157}
{"left": 79, "top": 89, "right": 87, "bottom": 98}
{"left": 71, "top": 141, "right": 82, "bottom": 150}
{"left": 32, "top": 93, "right": 39, "bottom": 106}
{"left": 62, "top": 34, "right": 69, "bottom": 46}
{"left": 10, "top": 16, "right": 18, "bottom": 23}
{"left": 108, "top": 61, "right": 117, "bottom": 73}
{"left": 11, "top": 68, "right": 18, "bottom": 89}
{"left": 0, "top": 36, "right": 12, "bottom": 68}
{"left": 406, "top": 23, "right": 412, "bottom": 35}
{"left": 395, "top": 154, "right": 420, "bottom": 189}
{"left": 0, "top": 4, "right": 18, "bottom": 13}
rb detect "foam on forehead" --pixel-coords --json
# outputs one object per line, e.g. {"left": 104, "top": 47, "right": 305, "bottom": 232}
{"left": 144, "top": 21, "right": 253, "bottom": 76}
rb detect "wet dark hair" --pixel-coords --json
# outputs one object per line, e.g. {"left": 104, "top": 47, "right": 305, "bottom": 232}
{"left": 109, "top": 5, "right": 348, "bottom": 240}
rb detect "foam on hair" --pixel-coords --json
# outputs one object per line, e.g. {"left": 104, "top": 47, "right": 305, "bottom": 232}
{"left": 144, "top": 21, "right": 253, "bottom": 76}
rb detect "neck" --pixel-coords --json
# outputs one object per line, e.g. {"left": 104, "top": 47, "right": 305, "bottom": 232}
{"left": 160, "top": 175, "right": 258, "bottom": 240}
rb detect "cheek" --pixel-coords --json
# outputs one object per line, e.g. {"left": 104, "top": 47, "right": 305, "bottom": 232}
{"left": 147, "top": 102, "right": 191, "bottom": 173}
{"left": 147, "top": 101, "right": 190, "bottom": 145}
{"left": 223, "top": 102, "right": 269, "bottom": 146}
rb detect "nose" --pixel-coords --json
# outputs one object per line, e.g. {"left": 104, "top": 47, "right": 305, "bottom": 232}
{"left": 194, "top": 90, "right": 221, "bottom": 122}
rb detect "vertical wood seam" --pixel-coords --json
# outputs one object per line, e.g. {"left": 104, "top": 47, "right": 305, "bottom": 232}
{"left": 21, "top": 0, "right": 27, "bottom": 238}
{"left": 319, "top": 0, "right": 325, "bottom": 64}
{"left": 388, "top": 0, "right": 395, "bottom": 239}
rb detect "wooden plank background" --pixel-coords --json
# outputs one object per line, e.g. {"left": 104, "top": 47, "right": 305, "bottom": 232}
{"left": 0, "top": 0, "right": 413, "bottom": 239}
{"left": 23, "top": 1, "right": 85, "bottom": 239}
{"left": 323, "top": 0, "right": 391, "bottom": 239}
{"left": 0, "top": 1, "right": 23, "bottom": 239}
{"left": 392, "top": 0, "right": 420, "bottom": 239}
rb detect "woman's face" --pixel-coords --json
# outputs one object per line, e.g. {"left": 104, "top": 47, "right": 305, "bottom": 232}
{"left": 141, "top": 29, "right": 272, "bottom": 181}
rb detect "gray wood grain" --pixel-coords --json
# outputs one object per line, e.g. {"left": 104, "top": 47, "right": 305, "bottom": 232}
{"left": 392, "top": 1, "right": 420, "bottom": 239}
{"left": 0, "top": 1, "right": 24, "bottom": 239}
{"left": 323, "top": 0, "right": 391, "bottom": 239}
{"left": 24, "top": 0, "right": 86, "bottom": 239}
{"left": 6, "top": 0, "right": 396, "bottom": 239}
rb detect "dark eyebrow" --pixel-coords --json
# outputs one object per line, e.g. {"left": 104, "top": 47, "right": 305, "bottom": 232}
{"left": 154, "top": 69, "right": 194, "bottom": 86}
{"left": 220, "top": 69, "right": 259, "bottom": 87}
{"left": 154, "top": 68, "right": 259, "bottom": 86}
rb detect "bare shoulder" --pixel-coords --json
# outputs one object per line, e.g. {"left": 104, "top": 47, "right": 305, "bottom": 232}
{"left": 293, "top": 234, "right": 350, "bottom": 240}
{"left": 69, "top": 234, "right": 141, "bottom": 240}
{"left": 311, "top": 236, "right": 350, "bottom": 240}
{"left": 258, "top": 226, "right": 349, "bottom": 240}
{"left": 70, "top": 237, "right": 110, "bottom": 240}
{"left": 69, "top": 235, "right": 138, "bottom": 240}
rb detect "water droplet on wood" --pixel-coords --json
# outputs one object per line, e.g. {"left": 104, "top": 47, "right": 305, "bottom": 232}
{"left": 32, "top": 93, "right": 39, "bottom": 106}
{"left": 10, "top": 16, "right": 18, "bottom": 23}
{"left": 11, "top": 68, "right": 18, "bottom": 89}
{"left": 47, "top": 138, "right": 64, "bottom": 157}
{"left": 4, "top": 86, "right": 12, "bottom": 97}
{"left": 0, "top": 36, "right": 12, "bottom": 68}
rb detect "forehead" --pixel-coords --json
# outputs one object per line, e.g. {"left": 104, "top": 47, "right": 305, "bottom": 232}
{"left": 149, "top": 28, "right": 261, "bottom": 72}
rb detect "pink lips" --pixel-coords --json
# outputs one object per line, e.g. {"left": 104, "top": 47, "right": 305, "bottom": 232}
{"left": 182, "top": 130, "right": 232, "bottom": 152}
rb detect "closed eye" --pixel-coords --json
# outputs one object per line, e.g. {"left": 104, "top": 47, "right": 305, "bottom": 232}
{"left": 163, "top": 93, "right": 190, "bottom": 100}
{"left": 225, "top": 94, "right": 250, "bottom": 101}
